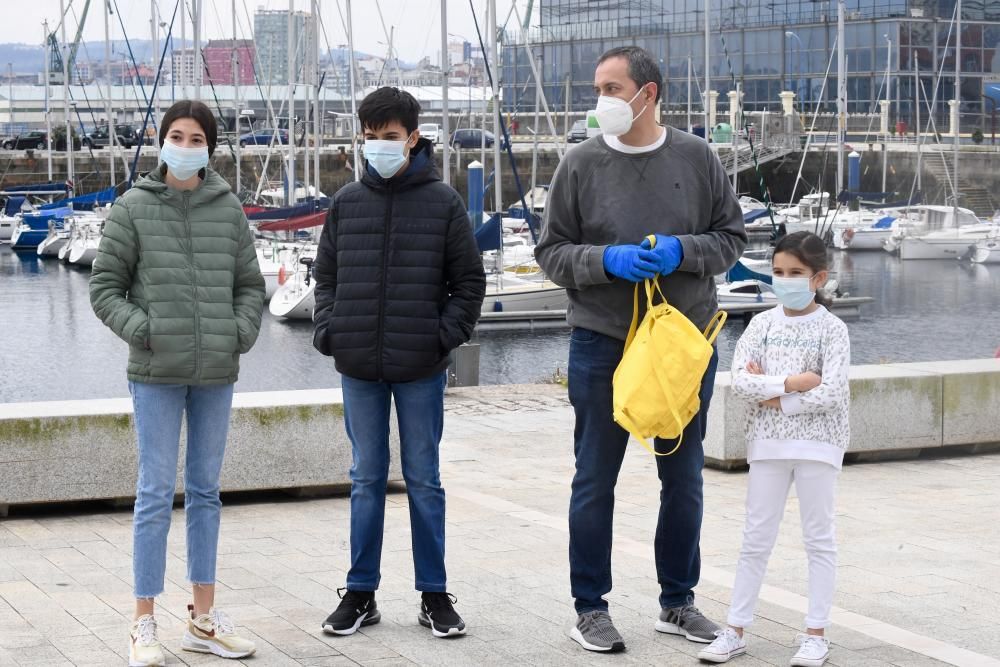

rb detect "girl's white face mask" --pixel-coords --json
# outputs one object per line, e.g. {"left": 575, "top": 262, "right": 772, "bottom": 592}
{"left": 160, "top": 140, "right": 209, "bottom": 180}
{"left": 594, "top": 86, "right": 649, "bottom": 137}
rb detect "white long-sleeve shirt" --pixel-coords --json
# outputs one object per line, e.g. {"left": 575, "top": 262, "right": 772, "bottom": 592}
{"left": 730, "top": 305, "right": 851, "bottom": 469}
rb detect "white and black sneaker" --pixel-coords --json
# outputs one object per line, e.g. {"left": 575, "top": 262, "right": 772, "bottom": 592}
{"left": 322, "top": 588, "right": 380, "bottom": 636}
{"left": 418, "top": 592, "right": 466, "bottom": 638}
{"left": 569, "top": 610, "right": 626, "bottom": 653}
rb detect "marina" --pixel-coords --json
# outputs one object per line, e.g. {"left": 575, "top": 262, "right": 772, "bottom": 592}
{"left": 2, "top": 242, "right": 998, "bottom": 403}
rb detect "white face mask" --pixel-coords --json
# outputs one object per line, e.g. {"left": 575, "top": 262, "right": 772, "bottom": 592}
{"left": 593, "top": 86, "right": 649, "bottom": 137}
{"left": 363, "top": 137, "right": 411, "bottom": 178}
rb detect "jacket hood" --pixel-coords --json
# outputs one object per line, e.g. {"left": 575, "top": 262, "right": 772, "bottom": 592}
{"left": 361, "top": 137, "right": 440, "bottom": 191}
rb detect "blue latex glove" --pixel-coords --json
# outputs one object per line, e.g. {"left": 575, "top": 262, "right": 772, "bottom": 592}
{"left": 640, "top": 234, "right": 684, "bottom": 276}
{"left": 602, "top": 245, "right": 660, "bottom": 282}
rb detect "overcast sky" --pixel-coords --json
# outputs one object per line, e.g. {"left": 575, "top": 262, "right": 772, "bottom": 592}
{"left": 3, "top": 1, "right": 533, "bottom": 63}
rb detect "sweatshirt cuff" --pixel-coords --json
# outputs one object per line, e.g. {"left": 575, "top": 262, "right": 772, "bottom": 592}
{"left": 764, "top": 376, "right": 788, "bottom": 399}
{"left": 675, "top": 234, "right": 702, "bottom": 275}
{"left": 585, "top": 245, "right": 613, "bottom": 286}
{"left": 780, "top": 393, "right": 804, "bottom": 415}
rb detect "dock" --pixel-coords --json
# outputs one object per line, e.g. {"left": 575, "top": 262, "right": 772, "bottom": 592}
{"left": 476, "top": 296, "right": 875, "bottom": 332}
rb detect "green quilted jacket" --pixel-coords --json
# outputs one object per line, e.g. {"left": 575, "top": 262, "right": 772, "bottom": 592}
{"left": 90, "top": 165, "right": 265, "bottom": 385}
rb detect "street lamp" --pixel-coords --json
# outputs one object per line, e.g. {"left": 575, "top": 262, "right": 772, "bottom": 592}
{"left": 784, "top": 31, "right": 803, "bottom": 100}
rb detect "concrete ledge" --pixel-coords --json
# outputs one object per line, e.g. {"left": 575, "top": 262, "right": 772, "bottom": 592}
{"left": 0, "top": 389, "right": 401, "bottom": 511}
{"left": 704, "top": 358, "right": 1000, "bottom": 470}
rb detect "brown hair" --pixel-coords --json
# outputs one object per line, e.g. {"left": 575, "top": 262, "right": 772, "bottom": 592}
{"left": 159, "top": 100, "right": 218, "bottom": 156}
{"left": 773, "top": 231, "right": 833, "bottom": 307}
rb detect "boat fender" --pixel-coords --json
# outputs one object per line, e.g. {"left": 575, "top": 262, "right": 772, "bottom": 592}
{"left": 278, "top": 265, "right": 287, "bottom": 285}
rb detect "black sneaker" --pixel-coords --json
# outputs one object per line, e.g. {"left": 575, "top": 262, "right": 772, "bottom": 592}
{"left": 322, "top": 588, "right": 380, "bottom": 636}
{"left": 418, "top": 592, "right": 466, "bottom": 638}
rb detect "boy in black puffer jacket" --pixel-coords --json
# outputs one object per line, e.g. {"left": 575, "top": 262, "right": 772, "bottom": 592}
{"left": 313, "top": 87, "right": 485, "bottom": 640}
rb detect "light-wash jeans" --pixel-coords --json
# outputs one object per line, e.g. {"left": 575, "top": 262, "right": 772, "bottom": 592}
{"left": 727, "top": 459, "right": 839, "bottom": 630}
{"left": 129, "top": 381, "right": 234, "bottom": 599}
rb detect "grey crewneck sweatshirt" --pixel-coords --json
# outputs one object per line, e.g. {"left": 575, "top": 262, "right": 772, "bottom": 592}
{"left": 535, "top": 127, "right": 747, "bottom": 338}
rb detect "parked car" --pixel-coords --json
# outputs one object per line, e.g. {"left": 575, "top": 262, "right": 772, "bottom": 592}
{"left": 567, "top": 119, "right": 587, "bottom": 143}
{"left": 3, "top": 131, "right": 48, "bottom": 150}
{"left": 82, "top": 124, "right": 138, "bottom": 149}
{"left": 239, "top": 129, "right": 288, "bottom": 147}
{"left": 450, "top": 128, "right": 508, "bottom": 150}
{"left": 419, "top": 123, "right": 441, "bottom": 144}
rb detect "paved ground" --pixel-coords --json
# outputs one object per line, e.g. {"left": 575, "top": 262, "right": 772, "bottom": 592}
{"left": 1, "top": 384, "right": 999, "bottom": 666}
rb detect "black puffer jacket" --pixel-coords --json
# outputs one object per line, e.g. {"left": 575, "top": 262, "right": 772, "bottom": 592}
{"left": 312, "top": 138, "right": 486, "bottom": 382}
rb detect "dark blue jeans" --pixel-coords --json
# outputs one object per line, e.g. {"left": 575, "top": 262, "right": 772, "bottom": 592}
{"left": 341, "top": 372, "right": 448, "bottom": 593}
{"left": 567, "top": 327, "right": 718, "bottom": 613}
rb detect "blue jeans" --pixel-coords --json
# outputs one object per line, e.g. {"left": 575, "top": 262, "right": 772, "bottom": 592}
{"left": 567, "top": 327, "right": 718, "bottom": 613}
{"left": 341, "top": 372, "right": 448, "bottom": 592}
{"left": 129, "top": 381, "right": 234, "bottom": 599}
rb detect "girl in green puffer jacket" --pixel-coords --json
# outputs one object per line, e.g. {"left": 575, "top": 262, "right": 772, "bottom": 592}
{"left": 90, "top": 100, "right": 264, "bottom": 666}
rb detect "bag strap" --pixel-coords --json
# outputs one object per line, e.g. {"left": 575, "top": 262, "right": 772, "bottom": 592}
{"left": 702, "top": 311, "right": 728, "bottom": 345}
{"left": 624, "top": 282, "right": 641, "bottom": 348}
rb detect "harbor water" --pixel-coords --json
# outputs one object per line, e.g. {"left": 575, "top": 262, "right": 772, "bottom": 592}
{"left": 1, "top": 245, "right": 999, "bottom": 404}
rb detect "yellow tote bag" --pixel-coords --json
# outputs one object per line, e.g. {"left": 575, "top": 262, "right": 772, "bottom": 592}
{"left": 612, "top": 245, "right": 726, "bottom": 456}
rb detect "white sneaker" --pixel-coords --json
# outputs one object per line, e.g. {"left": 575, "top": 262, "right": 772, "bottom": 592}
{"left": 790, "top": 633, "right": 830, "bottom": 667}
{"left": 697, "top": 627, "right": 747, "bottom": 663}
{"left": 181, "top": 605, "right": 256, "bottom": 659}
{"left": 128, "top": 615, "right": 165, "bottom": 667}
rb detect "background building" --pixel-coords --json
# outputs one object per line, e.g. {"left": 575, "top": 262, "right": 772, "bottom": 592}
{"left": 502, "top": 1, "right": 1000, "bottom": 132}
{"left": 203, "top": 39, "right": 256, "bottom": 85}
{"left": 254, "top": 9, "right": 317, "bottom": 86}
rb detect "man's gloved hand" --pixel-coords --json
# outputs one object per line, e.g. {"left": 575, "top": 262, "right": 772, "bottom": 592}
{"left": 602, "top": 245, "right": 660, "bottom": 282}
{"left": 640, "top": 234, "right": 684, "bottom": 276}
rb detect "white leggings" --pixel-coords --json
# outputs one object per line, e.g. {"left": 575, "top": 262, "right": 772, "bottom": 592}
{"left": 727, "top": 459, "right": 839, "bottom": 630}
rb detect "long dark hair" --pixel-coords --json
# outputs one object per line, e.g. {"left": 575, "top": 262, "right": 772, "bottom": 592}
{"left": 773, "top": 231, "right": 832, "bottom": 308}
{"left": 159, "top": 100, "right": 218, "bottom": 156}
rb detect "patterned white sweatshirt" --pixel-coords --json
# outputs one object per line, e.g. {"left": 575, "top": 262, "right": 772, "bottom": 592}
{"left": 730, "top": 305, "right": 851, "bottom": 469}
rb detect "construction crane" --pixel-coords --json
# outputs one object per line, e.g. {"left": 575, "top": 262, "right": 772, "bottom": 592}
{"left": 48, "top": 0, "right": 93, "bottom": 84}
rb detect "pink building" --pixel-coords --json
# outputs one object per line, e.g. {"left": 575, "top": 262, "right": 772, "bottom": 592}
{"left": 203, "top": 40, "right": 255, "bottom": 85}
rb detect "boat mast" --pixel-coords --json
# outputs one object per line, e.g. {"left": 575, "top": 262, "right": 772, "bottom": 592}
{"left": 287, "top": 0, "right": 296, "bottom": 205}
{"left": 346, "top": 0, "right": 359, "bottom": 182}
{"left": 836, "top": 0, "right": 845, "bottom": 197}
{"left": 105, "top": 4, "right": 115, "bottom": 185}
{"left": 954, "top": 0, "right": 961, "bottom": 217}
{"left": 440, "top": 0, "right": 450, "bottom": 186}
{"left": 43, "top": 20, "right": 53, "bottom": 181}
{"left": 233, "top": 0, "right": 241, "bottom": 195}
{"left": 58, "top": 0, "right": 74, "bottom": 189}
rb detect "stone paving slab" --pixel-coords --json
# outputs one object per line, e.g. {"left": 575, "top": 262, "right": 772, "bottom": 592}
{"left": 1, "top": 385, "right": 999, "bottom": 665}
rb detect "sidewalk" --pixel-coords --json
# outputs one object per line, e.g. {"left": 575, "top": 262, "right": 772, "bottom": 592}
{"left": 1, "top": 384, "right": 999, "bottom": 666}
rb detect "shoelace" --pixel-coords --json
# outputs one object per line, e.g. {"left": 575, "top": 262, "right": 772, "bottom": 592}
{"left": 422, "top": 592, "right": 458, "bottom": 613}
{"left": 337, "top": 587, "right": 373, "bottom": 610}
{"left": 584, "top": 611, "right": 621, "bottom": 640}
{"left": 714, "top": 627, "right": 741, "bottom": 649}
{"left": 796, "top": 634, "right": 828, "bottom": 655}
{"left": 211, "top": 609, "right": 235, "bottom": 635}
{"left": 134, "top": 616, "right": 158, "bottom": 646}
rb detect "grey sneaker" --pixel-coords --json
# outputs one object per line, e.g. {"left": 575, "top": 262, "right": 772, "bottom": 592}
{"left": 655, "top": 600, "right": 720, "bottom": 643}
{"left": 569, "top": 610, "right": 626, "bottom": 653}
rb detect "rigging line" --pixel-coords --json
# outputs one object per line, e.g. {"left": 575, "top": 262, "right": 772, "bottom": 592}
{"left": 468, "top": 0, "right": 537, "bottom": 243}
{"left": 111, "top": 0, "right": 152, "bottom": 110}
{"left": 789, "top": 36, "right": 838, "bottom": 206}
{"left": 718, "top": 30, "right": 777, "bottom": 233}
{"left": 127, "top": 0, "right": 179, "bottom": 184}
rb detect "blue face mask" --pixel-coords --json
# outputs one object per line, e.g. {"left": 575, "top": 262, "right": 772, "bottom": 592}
{"left": 160, "top": 140, "right": 209, "bottom": 180}
{"left": 364, "top": 136, "right": 412, "bottom": 179}
{"left": 771, "top": 275, "right": 816, "bottom": 311}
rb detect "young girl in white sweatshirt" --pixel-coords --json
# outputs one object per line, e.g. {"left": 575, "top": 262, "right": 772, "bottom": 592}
{"left": 698, "top": 232, "right": 850, "bottom": 667}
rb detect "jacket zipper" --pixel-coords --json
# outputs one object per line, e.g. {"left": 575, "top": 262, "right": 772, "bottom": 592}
{"left": 376, "top": 188, "right": 394, "bottom": 381}
{"left": 183, "top": 191, "right": 202, "bottom": 380}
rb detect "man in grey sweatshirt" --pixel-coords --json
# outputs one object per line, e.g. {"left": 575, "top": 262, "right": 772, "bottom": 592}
{"left": 535, "top": 46, "right": 747, "bottom": 654}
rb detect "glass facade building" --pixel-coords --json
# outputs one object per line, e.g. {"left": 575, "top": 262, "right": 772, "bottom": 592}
{"left": 501, "top": 1, "right": 1000, "bottom": 131}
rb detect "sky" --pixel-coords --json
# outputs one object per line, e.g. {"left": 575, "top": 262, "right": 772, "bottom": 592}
{"left": 2, "top": 1, "right": 533, "bottom": 64}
